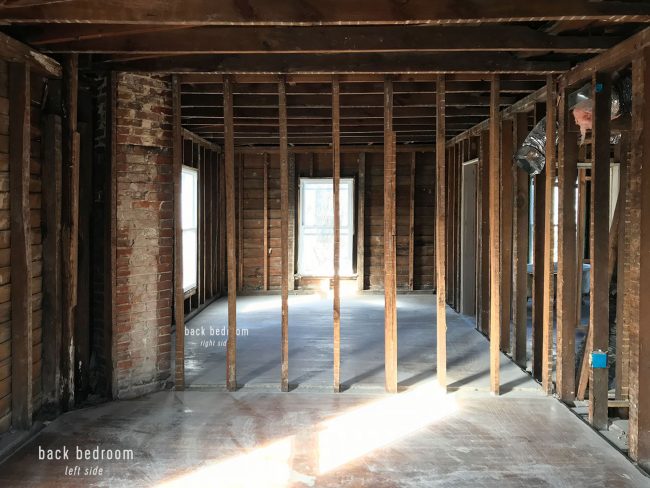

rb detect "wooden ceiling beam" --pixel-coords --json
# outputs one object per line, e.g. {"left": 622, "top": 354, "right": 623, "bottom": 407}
{"left": 179, "top": 80, "right": 544, "bottom": 95}
{"left": 38, "top": 25, "right": 618, "bottom": 54}
{"left": 98, "top": 52, "right": 570, "bottom": 73}
{"left": 181, "top": 117, "right": 483, "bottom": 127}
{"left": 181, "top": 106, "right": 490, "bottom": 118}
{"left": 2, "top": 1, "right": 648, "bottom": 25}
{"left": 179, "top": 73, "right": 547, "bottom": 83}
{"left": 179, "top": 92, "right": 517, "bottom": 107}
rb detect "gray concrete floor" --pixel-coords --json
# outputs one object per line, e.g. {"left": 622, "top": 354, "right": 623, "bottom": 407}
{"left": 185, "top": 293, "right": 540, "bottom": 393}
{"left": 0, "top": 389, "right": 647, "bottom": 487}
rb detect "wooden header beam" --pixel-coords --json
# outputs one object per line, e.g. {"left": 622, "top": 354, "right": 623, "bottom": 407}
{"left": 41, "top": 25, "right": 616, "bottom": 54}
{"left": 2, "top": 1, "right": 648, "bottom": 25}
{"left": 102, "top": 52, "right": 569, "bottom": 74}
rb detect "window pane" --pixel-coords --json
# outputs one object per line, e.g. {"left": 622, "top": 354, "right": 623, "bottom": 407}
{"left": 181, "top": 166, "right": 198, "bottom": 291}
{"left": 299, "top": 178, "right": 354, "bottom": 276}
{"left": 182, "top": 229, "right": 197, "bottom": 291}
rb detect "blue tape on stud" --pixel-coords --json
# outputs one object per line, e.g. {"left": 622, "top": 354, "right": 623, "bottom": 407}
{"left": 591, "top": 350, "right": 608, "bottom": 369}
{"left": 595, "top": 83, "right": 604, "bottom": 93}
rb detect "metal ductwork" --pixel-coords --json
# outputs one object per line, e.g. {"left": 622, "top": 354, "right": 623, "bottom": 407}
{"left": 514, "top": 75, "right": 632, "bottom": 175}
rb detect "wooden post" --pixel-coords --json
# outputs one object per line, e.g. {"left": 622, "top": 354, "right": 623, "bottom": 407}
{"left": 279, "top": 77, "right": 290, "bottom": 392}
{"left": 500, "top": 118, "right": 514, "bottom": 353}
{"left": 588, "top": 71, "right": 611, "bottom": 429}
{"left": 478, "top": 130, "right": 490, "bottom": 335}
{"left": 512, "top": 112, "right": 529, "bottom": 368}
{"left": 542, "top": 76, "right": 557, "bottom": 395}
{"left": 61, "top": 54, "right": 79, "bottom": 410}
{"left": 357, "top": 153, "right": 366, "bottom": 291}
{"left": 9, "top": 62, "right": 32, "bottom": 429}
{"left": 384, "top": 78, "right": 398, "bottom": 394}
{"left": 42, "top": 113, "right": 62, "bottom": 407}
{"left": 556, "top": 78, "right": 578, "bottom": 402}
{"left": 630, "top": 47, "right": 650, "bottom": 471}
{"left": 332, "top": 75, "right": 341, "bottom": 392}
{"left": 408, "top": 152, "right": 416, "bottom": 291}
{"left": 488, "top": 75, "right": 502, "bottom": 395}
{"left": 224, "top": 75, "right": 237, "bottom": 391}
{"left": 263, "top": 153, "right": 269, "bottom": 290}
{"left": 436, "top": 74, "right": 447, "bottom": 390}
{"left": 172, "top": 75, "right": 185, "bottom": 389}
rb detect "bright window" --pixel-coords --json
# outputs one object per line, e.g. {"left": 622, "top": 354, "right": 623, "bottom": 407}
{"left": 298, "top": 178, "right": 354, "bottom": 276}
{"left": 181, "top": 166, "right": 198, "bottom": 292}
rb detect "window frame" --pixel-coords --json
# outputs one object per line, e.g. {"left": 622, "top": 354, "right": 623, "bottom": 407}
{"left": 297, "top": 177, "right": 355, "bottom": 277}
{"left": 181, "top": 165, "right": 199, "bottom": 293}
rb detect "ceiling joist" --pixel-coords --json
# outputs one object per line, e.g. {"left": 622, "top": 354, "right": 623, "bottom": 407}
{"left": 1, "top": 1, "right": 648, "bottom": 25}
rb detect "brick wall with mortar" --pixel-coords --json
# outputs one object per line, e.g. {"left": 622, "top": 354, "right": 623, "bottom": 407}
{"left": 113, "top": 73, "right": 173, "bottom": 399}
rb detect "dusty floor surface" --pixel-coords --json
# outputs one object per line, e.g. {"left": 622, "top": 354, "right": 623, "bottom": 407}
{"left": 1, "top": 294, "right": 646, "bottom": 487}
{"left": 0, "top": 389, "right": 648, "bottom": 487}
{"left": 184, "top": 293, "right": 540, "bottom": 392}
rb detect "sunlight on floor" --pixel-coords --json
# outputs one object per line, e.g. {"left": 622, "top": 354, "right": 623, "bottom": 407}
{"left": 153, "top": 382, "right": 458, "bottom": 488}
{"left": 318, "top": 382, "right": 458, "bottom": 473}
{"left": 155, "top": 437, "right": 294, "bottom": 488}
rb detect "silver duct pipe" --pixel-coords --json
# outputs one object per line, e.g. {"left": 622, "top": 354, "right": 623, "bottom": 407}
{"left": 514, "top": 76, "right": 631, "bottom": 175}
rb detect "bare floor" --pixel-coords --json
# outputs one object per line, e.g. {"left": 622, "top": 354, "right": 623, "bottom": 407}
{"left": 185, "top": 293, "right": 540, "bottom": 393}
{"left": 1, "top": 294, "right": 645, "bottom": 487}
{"left": 0, "top": 389, "right": 647, "bottom": 487}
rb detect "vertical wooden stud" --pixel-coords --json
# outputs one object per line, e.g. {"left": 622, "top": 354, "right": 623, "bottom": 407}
{"left": 588, "top": 71, "right": 611, "bottom": 429}
{"left": 542, "top": 76, "right": 557, "bottom": 395}
{"left": 556, "top": 78, "right": 578, "bottom": 402}
{"left": 332, "top": 75, "right": 341, "bottom": 392}
{"left": 436, "top": 74, "right": 447, "bottom": 390}
{"left": 172, "top": 76, "right": 185, "bottom": 390}
{"left": 42, "top": 113, "right": 62, "bottom": 406}
{"left": 384, "top": 78, "right": 397, "bottom": 394}
{"left": 224, "top": 75, "right": 237, "bottom": 391}
{"left": 488, "top": 75, "right": 502, "bottom": 396}
{"left": 9, "top": 62, "right": 32, "bottom": 428}
{"left": 61, "top": 54, "right": 79, "bottom": 410}
{"left": 630, "top": 47, "right": 650, "bottom": 470}
{"left": 279, "top": 77, "right": 290, "bottom": 392}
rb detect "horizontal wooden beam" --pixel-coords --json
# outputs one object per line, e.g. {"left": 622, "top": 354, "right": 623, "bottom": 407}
{"left": 179, "top": 73, "right": 547, "bottom": 83}
{"left": 101, "top": 52, "right": 570, "bottom": 73}
{"left": 180, "top": 80, "right": 544, "bottom": 95}
{"left": 234, "top": 144, "right": 434, "bottom": 154}
{"left": 180, "top": 92, "right": 517, "bottom": 108}
{"left": 40, "top": 25, "right": 617, "bottom": 54}
{"left": 0, "top": 30, "right": 61, "bottom": 77}
{"left": 182, "top": 116, "right": 483, "bottom": 127}
{"left": 2, "top": 1, "right": 648, "bottom": 25}
{"left": 182, "top": 106, "right": 491, "bottom": 119}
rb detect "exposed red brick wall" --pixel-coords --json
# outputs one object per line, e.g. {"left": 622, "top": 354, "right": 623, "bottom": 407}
{"left": 113, "top": 73, "right": 173, "bottom": 399}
